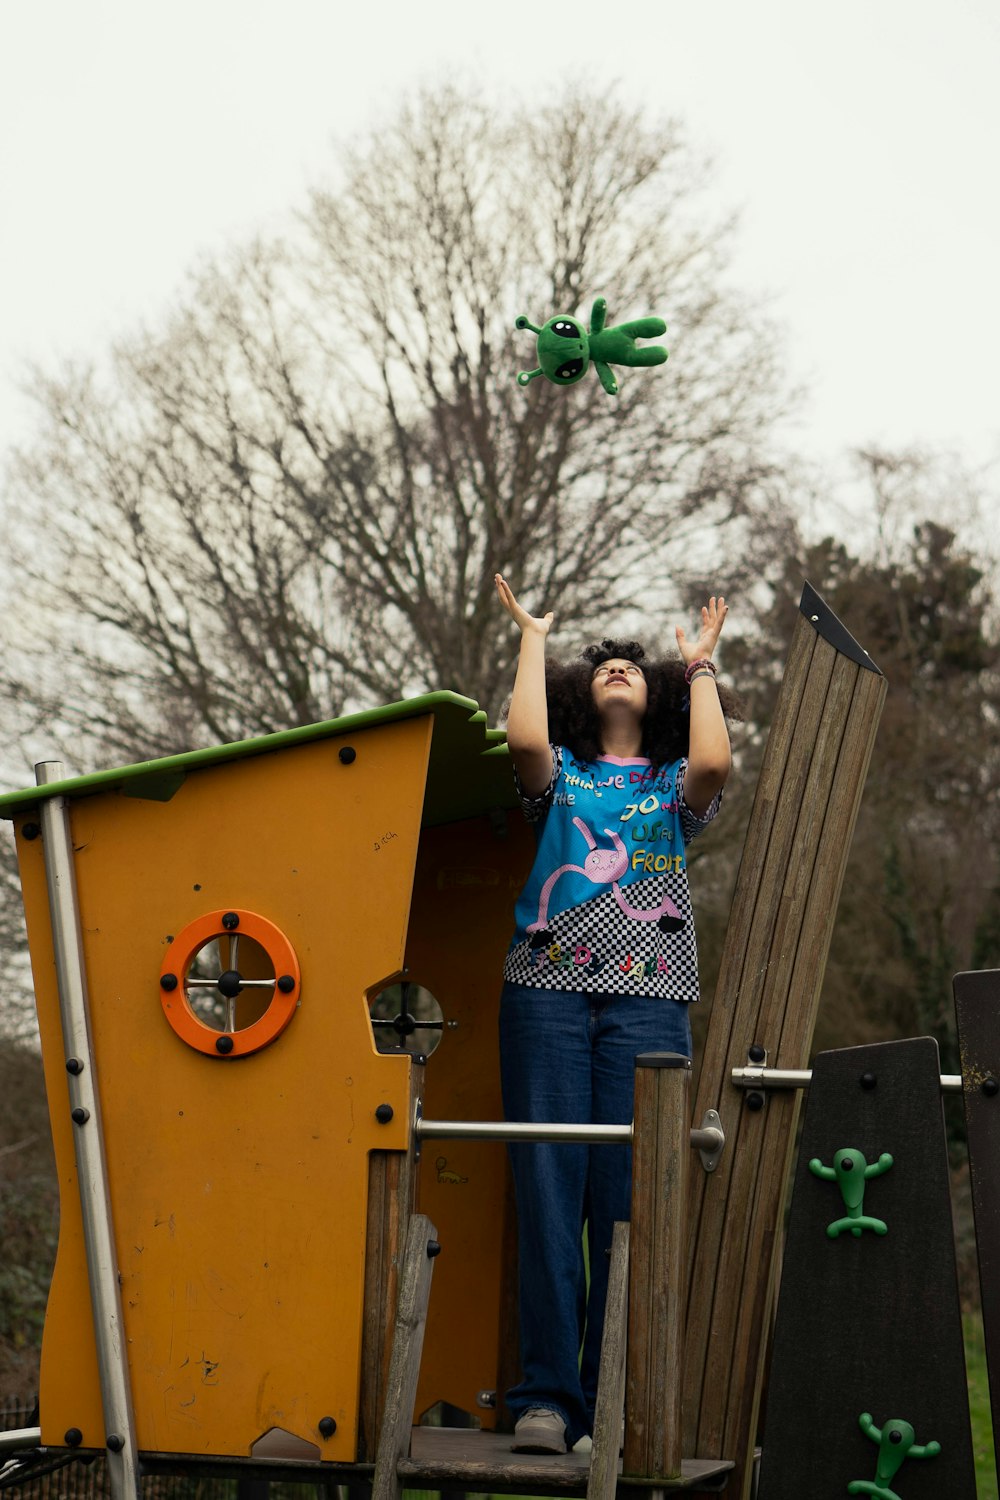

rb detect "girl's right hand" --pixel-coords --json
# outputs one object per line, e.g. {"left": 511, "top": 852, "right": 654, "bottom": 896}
{"left": 495, "top": 573, "right": 554, "bottom": 636}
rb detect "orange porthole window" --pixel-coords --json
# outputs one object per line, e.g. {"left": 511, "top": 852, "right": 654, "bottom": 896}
{"left": 159, "top": 909, "right": 301, "bottom": 1058}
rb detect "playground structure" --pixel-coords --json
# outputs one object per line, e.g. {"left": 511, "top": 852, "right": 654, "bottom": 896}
{"left": 0, "top": 583, "right": 996, "bottom": 1499}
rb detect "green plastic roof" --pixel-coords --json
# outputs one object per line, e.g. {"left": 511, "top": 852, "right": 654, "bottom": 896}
{"left": 0, "top": 692, "right": 517, "bottom": 828}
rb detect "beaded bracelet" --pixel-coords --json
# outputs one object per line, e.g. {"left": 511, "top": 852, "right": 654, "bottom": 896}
{"left": 684, "top": 658, "right": 718, "bottom": 685}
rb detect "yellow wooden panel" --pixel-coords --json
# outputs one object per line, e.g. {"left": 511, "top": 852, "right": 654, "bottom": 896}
{"left": 16, "top": 717, "right": 431, "bottom": 1460}
{"left": 403, "top": 812, "right": 535, "bottom": 1425}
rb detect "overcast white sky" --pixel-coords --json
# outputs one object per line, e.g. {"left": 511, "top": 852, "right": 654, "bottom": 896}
{"left": 2, "top": 0, "right": 998, "bottom": 524}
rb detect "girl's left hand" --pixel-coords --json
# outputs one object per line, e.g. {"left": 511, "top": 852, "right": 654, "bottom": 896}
{"left": 675, "top": 595, "right": 728, "bottom": 665}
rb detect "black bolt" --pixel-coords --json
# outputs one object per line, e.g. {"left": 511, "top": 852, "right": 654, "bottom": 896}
{"left": 218, "top": 969, "right": 243, "bottom": 999}
{"left": 860, "top": 1073, "right": 878, "bottom": 1090}
{"left": 216, "top": 1036, "right": 235, "bottom": 1055}
{"left": 339, "top": 746, "right": 357, "bottom": 764}
{"left": 414, "top": 1053, "right": 427, "bottom": 1066}
{"left": 375, "top": 1103, "right": 394, "bottom": 1124}
{"left": 745, "top": 1092, "right": 765, "bottom": 1112}
{"left": 427, "top": 1240, "right": 442, "bottom": 1258}
{"left": 106, "top": 1434, "right": 125, "bottom": 1453}
{"left": 71, "top": 1107, "right": 90, "bottom": 1125}
{"left": 983, "top": 1077, "right": 999, "bottom": 1097}
{"left": 160, "top": 973, "right": 178, "bottom": 992}
{"left": 748, "top": 1043, "right": 766, "bottom": 1064}
{"left": 222, "top": 912, "right": 240, "bottom": 930}
{"left": 64, "top": 1428, "right": 83, "bottom": 1448}
{"left": 22, "top": 822, "right": 40, "bottom": 841}
{"left": 318, "top": 1416, "right": 337, "bottom": 1438}
{"left": 277, "top": 974, "right": 295, "bottom": 993}
{"left": 66, "top": 1057, "right": 84, "bottom": 1075}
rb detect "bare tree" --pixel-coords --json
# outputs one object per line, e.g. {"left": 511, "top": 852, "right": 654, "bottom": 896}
{"left": 2, "top": 83, "right": 797, "bottom": 777}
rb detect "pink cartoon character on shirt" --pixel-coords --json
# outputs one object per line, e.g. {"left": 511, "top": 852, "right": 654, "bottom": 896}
{"left": 527, "top": 816, "right": 683, "bottom": 936}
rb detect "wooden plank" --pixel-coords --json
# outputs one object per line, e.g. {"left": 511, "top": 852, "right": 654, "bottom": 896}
{"left": 717, "top": 659, "right": 887, "bottom": 1465}
{"left": 359, "top": 1063, "right": 422, "bottom": 1459}
{"left": 758, "top": 1039, "right": 976, "bottom": 1500}
{"left": 682, "top": 585, "right": 886, "bottom": 1498}
{"left": 625, "top": 1054, "right": 690, "bottom": 1479}
{"left": 399, "top": 1427, "right": 734, "bottom": 1493}
{"left": 954, "top": 966, "right": 1000, "bottom": 1492}
{"left": 371, "top": 1213, "right": 438, "bottom": 1500}
{"left": 588, "top": 1221, "right": 629, "bottom": 1500}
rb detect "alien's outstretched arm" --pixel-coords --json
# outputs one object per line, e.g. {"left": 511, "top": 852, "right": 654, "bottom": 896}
{"left": 594, "top": 361, "right": 619, "bottom": 396}
{"left": 809, "top": 1158, "right": 838, "bottom": 1181}
{"left": 517, "top": 367, "right": 544, "bottom": 387}
{"left": 589, "top": 297, "right": 608, "bottom": 334}
{"left": 864, "top": 1153, "right": 894, "bottom": 1178}
{"left": 909, "top": 1440, "right": 941, "bottom": 1459}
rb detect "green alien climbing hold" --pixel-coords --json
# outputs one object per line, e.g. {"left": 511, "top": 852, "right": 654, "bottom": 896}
{"left": 514, "top": 297, "right": 667, "bottom": 396}
{"left": 809, "top": 1147, "right": 893, "bottom": 1238}
{"left": 847, "top": 1411, "right": 940, "bottom": 1500}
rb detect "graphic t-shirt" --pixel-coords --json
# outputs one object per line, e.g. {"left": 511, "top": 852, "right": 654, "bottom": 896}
{"left": 503, "top": 746, "right": 721, "bottom": 1001}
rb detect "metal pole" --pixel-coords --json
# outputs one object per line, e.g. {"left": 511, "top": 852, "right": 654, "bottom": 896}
{"left": 0, "top": 1428, "right": 42, "bottom": 1454}
{"left": 414, "top": 1117, "right": 726, "bottom": 1158}
{"left": 730, "top": 1065, "right": 963, "bottom": 1093}
{"left": 36, "top": 762, "right": 141, "bottom": 1500}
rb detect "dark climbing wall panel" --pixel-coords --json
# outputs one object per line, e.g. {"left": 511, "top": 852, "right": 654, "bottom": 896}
{"left": 758, "top": 1038, "right": 975, "bottom": 1499}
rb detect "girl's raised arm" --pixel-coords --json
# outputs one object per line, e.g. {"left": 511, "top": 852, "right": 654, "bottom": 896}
{"left": 495, "top": 573, "right": 555, "bottom": 797}
{"left": 675, "top": 595, "right": 732, "bottom": 817}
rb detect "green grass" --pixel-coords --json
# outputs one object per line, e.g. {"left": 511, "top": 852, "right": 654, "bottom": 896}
{"left": 966, "top": 1312, "right": 998, "bottom": 1500}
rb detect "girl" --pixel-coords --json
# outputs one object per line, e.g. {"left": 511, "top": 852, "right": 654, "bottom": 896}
{"left": 494, "top": 573, "right": 735, "bottom": 1455}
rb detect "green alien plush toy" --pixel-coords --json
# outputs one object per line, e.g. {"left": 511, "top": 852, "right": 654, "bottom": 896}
{"left": 514, "top": 296, "right": 667, "bottom": 396}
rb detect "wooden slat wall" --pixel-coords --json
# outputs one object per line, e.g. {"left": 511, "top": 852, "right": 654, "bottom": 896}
{"left": 682, "top": 584, "right": 886, "bottom": 1498}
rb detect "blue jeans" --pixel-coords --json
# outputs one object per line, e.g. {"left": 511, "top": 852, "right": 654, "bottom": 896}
{"left": 499, "top": 981, "right": 692, "bottom": 1445}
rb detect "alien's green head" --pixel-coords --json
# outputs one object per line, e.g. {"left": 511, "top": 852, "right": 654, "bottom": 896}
{"left": 833, "top": 1148, "right": 869, "bottom": 1208}
{"left": 515, "top": 314, "right": 590, "bottom": 387}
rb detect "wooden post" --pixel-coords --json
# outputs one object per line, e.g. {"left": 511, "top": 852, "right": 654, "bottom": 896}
{"left": 624, "top": 1052, "right": 691, "bottom": 1481}
{"left": 360, "top": 1061, "right": 423, "bottom": 1460}
{"left": 588, "top": 1221, "right": 630, "bottom": 1500}
{"left": 371, "top": 1213, "right": 439, "bottom": 1500}
{"left": 683, "top": 584, "right": 886, "bottom": 1498}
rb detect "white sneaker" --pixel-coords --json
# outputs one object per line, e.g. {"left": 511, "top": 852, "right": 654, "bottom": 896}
{"left": 511, "top": 1407, "right": 568, "bottom": 1454}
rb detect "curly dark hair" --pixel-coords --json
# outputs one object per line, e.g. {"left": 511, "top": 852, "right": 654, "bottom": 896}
{"left": 542, "top": 637, "right": 741, "bottom": 768}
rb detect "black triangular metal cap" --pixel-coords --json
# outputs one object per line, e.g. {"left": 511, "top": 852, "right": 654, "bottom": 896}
{"left": 800, "top": 581, "right": 883, "bottom": 673}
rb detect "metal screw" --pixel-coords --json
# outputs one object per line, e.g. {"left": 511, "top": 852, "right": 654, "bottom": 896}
{"left": 71, "top": 1107, "right": 90, "bottom": 1125}
{"left": 339, "top": 746, "right": 357, "bottom": 764}
{"left": 745, "top": 1092, "right": 765, "bottom": 1112}
{"left": 222, "top": 912, "right": 240, "bottom": 930}
{"left": 216, "top": 1036, "right": 235, "bottom": 1055}
{"left": 427, "top": 1240, "right": 442, "bottom": 1258}
{"left": 22, "top": 822, "right": 40, "bottom": 841}
{"left": 375, "top": 1103, "right": 394, "bottom": 1124}
{"left": 860, "top": 1073, "right": 878, "bottom": 1090}
{"left": 277, "top": 974, "right": 295, "bottom": 993}
{"left": 747, "top": 1043, "right": 766, "bottom": 1064}
{"left": 64, "top": 1428, "right": 83, "bottom": 1448}
{"left": 983, "top": 1077, "right": 999, "bottom": 1097}
{"left": 106, "top": 1434, "right": 125, "bottom": 1453}
{"left": 318, "top": 1416, "right": 337, "bottom": 1438}
{"left": 66, "top": 1057, "right": 84, "bottom": 1075}
{"left": 160, "top": 973, "right": 178, "bottom": 992}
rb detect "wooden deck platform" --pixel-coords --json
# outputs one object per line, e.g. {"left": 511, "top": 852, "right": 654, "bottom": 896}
{"left": 140, "top": 1429, "right": 734, "bottom": 1494}
{"left": 402, "top": 1428, "right": 735, "bottom": 1493}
